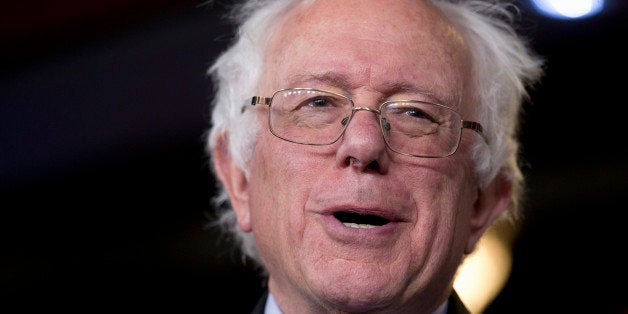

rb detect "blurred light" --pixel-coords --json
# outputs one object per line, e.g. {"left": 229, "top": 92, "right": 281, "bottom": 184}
{"left": 532, "top": 0, "right": 604, "bottom": 19}
{"left": 454, "top": 222, "right": 518, "bottom": 314}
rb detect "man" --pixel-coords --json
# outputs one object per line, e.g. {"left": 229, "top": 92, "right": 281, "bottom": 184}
{"left": 206, "top": 0, "right": 544, "bottom": 313}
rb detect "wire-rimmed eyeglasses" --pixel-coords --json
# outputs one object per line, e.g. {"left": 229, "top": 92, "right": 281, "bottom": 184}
{"left": 248, "top": 88, "right": 485, "bottom": 158}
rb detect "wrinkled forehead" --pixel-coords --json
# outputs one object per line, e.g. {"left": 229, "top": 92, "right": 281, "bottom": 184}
{"left": 288, "top": 0, "right": 459, "bottom": 39}
{"left": 262, "top": 0, "right": 472, "bottom": 108}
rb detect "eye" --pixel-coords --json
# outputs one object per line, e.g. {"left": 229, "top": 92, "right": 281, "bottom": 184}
{"left": 310, "top": 97, "right": 329, "bottom": 107}
{"left": 403, "top": 107, "right": 437, "bottom": 123}
{"left": 296, "top": 96, "right": 344, "bottom": 111}
{"left": 386, "top": 103, "right": 439, "bottom": 124}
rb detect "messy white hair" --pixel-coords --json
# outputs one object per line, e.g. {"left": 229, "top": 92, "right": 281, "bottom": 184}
{"left": 205, "top": 0, "right": 544, "bottom": 270}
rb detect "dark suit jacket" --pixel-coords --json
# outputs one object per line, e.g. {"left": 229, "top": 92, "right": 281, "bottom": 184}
{"left": 251, "top": 289, "right": 470, "bottom": 314}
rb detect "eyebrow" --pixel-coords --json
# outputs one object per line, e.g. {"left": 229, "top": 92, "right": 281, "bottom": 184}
{"left": 286, "top": 72, "right": 356, "bottom": 89}
{"left": 284, "top": 72, "right": 456, "bottom": 105}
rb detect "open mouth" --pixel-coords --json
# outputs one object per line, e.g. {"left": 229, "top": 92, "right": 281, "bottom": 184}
{"left": 333, "top": 211, "right": 390, "bottom": 229}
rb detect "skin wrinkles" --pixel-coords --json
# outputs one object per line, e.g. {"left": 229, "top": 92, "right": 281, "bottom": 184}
{"left": 231, "top": 0, "right": 485, "bottom": 313}
{"left": 261, "top": 1, "right": 469, "bottom": 108}
{"left": 284, "top": 72, "right": 458, "bottom": 110}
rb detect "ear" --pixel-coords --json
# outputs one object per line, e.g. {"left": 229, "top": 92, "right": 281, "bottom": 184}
{"left": 212, "top": 133, "right": 252, "bottom": 232}
{"left": 465, "top": 173, "right": 512, "bottom": 254}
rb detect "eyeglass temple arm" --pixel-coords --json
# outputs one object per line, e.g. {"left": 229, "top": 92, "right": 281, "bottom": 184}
{"left": 252, "top": 96, "right": 271, "bottom": 106}
{"left": 462, "top": 120, "right": 482, "bottom": 133}
{"left": 462, "top": 120, "right": 489, "bottom": 143}
{"left": 241, "top": 96, "right": 272, "bottom": 113}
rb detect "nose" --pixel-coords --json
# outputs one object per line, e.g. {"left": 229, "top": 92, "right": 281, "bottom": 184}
{"left": 335, "top": 107, "right": 390, "bottom": 173}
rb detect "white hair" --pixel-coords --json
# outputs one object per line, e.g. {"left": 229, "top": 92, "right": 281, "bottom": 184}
{"left": 205, "top": 0, "right": 544, "bottom": 270}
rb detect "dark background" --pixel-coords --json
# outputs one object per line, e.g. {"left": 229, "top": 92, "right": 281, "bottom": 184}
{"left": 2, "top": 0, "right": 627, "bottom": 312}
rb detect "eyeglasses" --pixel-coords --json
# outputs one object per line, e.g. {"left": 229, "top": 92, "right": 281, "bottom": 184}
{"left": 249, "top": 88, "right": 485, "bottom": 158}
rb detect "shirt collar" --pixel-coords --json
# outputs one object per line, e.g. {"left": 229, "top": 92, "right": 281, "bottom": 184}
{"left": 265, "top": 292, "right": 449, "bottom": 314}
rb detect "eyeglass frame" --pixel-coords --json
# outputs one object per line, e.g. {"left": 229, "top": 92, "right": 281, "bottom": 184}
{"left": 246, "top": 87, "right": 486, "bottom": 158}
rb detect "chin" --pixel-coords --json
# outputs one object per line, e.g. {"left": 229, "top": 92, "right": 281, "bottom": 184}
{"left": 307, "top": 262, "right": 406, "bottom": 311}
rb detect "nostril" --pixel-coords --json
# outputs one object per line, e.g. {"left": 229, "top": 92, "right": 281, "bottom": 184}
{"left": 345, "top": 157, "right": 380, "bottom": 172}
{"left": 365, "top": 160, "right": 380, "bottom": 171}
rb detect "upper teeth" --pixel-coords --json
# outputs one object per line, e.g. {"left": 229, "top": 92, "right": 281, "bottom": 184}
{"left": 343, "top": 222, "right": 377, "bottom": 229}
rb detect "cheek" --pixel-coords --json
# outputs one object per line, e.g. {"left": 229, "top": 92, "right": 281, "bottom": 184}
{"left": 246, "top": 135, "right": 333, "bottom": 279}
{"left": 248, "top": 138, "right": 293, "bottom": 222}
{"left": 403, "top": 159, "right": 477, "bottom": 244}
{"left": 249, "top": 137, "right": 318, "bottom": 201}
{"left": 246, "top": 135, "right": 321, "bottom": 240}
{"left": 431, "top": 160, "right": 478, "bottom": 250}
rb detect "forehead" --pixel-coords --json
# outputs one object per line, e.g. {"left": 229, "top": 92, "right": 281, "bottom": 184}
{"left": 262, "top": 0, "right": 471, "bottom": 105}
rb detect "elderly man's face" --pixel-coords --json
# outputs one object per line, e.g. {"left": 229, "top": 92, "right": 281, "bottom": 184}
{"left": 218, "top": 0, "right": 509, "bottom": 312}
